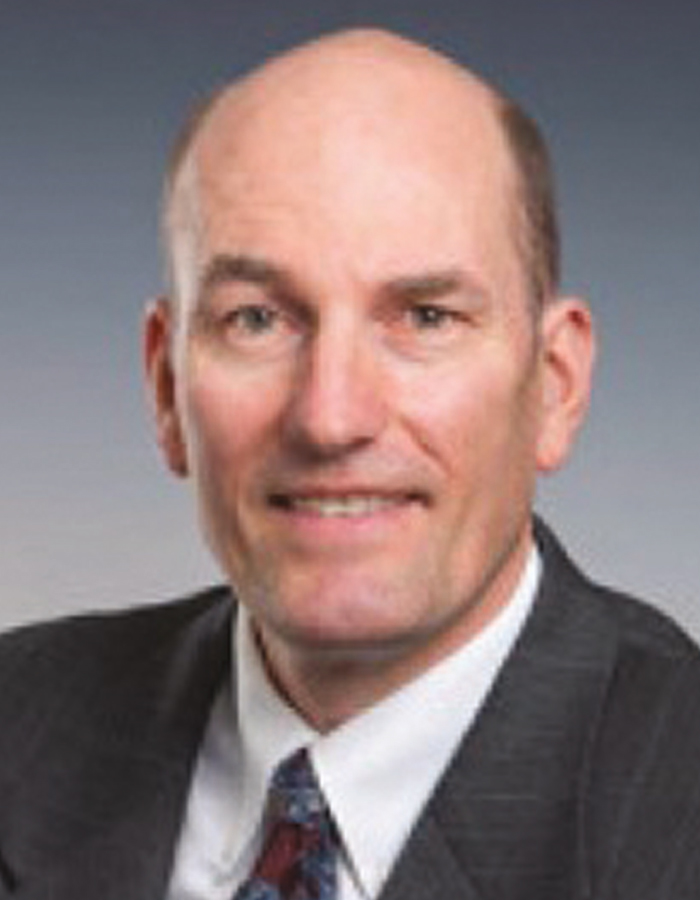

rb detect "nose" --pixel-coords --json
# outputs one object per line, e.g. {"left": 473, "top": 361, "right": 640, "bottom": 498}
{"left": 282, "top": 320, "right": 388, "bottom": 458}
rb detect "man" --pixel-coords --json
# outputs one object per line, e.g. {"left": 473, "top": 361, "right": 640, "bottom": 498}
{"left": 1, "top": 28, "right": 700, "bottom": 900}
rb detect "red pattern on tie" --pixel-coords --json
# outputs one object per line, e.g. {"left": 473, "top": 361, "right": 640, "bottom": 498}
{"left": 234, "top": 748, "right": 337, "bottom": 900}
{"left": 253, "top": 817, "right": 320, "bottom": 893}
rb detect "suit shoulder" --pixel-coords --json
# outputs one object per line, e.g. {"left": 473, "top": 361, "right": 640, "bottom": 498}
{"left": 0, "top": 586, "right": 232, "bottom": 688}
{"left": 583, "top": 586, "right": 700, "bottom": 895}
{"left": 536, "top": 518, "right": 699, "bottom": 663}
{"left": 593, "top": 581, "right": 699, "bottom": 662}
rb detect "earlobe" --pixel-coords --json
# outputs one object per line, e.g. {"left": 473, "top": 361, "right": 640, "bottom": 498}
{"left": 143, "top": 297, "right": 189, "bottom": 477}
{"left": 536, "top": 297, "right": 595, "bottom": 473}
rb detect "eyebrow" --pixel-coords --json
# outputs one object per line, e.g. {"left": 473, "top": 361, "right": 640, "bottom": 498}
{"left": 384, "top": 270, "right": 470, "bottom": 300}
{"left": 383, "top": 269, "right": 492, "bottom": 316}
{"left": 198, "top": 253, "right": 293, "bottom": 302}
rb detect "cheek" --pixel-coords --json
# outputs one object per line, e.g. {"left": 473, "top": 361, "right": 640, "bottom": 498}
{"left": 398, "top": 357, "right": 527, "bottom": 473}
{"left": 181, "top": 360, "right": 282, "bottom": 481}
{"left": 399, "top": 353, "right": 543, "bottom": 547}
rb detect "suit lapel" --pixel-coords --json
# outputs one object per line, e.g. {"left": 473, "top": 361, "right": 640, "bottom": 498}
{"left": 380, "top": 814, "right": 484, "bottom": 900}
{"left": 379, "top": 523, "right": 619, "bottom": 900}
{"left": 0, "top": 590, "right": 232, "bottom": 900}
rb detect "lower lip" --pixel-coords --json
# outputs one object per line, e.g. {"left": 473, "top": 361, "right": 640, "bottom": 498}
{"left": 268, "top": 498, "right": 420, "bottom": 546}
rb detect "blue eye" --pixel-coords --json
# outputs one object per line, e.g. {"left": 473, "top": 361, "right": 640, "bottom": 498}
{"left": 227, "top": 304, "right": 278, "bottom": 334}
{"left": 407, "top": 304, "right": 456, "bottom": 329}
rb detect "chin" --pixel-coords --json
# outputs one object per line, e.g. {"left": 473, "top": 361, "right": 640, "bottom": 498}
{"left": 257, "top": 579, "right": 437, "bottom": 657}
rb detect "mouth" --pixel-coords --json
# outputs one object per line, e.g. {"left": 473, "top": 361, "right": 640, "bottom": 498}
{"left": 268, "top": 491, "right": 425, "bottom": 519}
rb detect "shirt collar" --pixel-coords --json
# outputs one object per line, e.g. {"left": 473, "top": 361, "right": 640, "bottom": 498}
{"left": 236, "top": 612, "right": 316, "bottom": 840}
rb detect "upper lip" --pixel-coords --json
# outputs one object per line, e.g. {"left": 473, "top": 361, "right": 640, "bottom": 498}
{"left": 267, "top": 486, "right": 428, "bottom": 506}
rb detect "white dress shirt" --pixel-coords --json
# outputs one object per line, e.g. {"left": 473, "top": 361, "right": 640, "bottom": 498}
{"left": 168, "top": 548, "right": 541, "bottom": 900}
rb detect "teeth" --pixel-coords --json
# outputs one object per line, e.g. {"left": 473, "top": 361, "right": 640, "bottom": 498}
{"left": 288, "top": 495, "right": 400, "bottom": 517}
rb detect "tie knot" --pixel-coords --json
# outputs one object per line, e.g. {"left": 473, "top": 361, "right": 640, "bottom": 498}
{"left": 268, "top": 748, "right": 327, "bottom": 825}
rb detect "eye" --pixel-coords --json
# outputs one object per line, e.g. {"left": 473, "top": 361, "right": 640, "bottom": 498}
{"left": 205, "top": 297, "right": 303, "bottom": 360}
{"left": 384, "top": 295, "right": 475, "bottom": 359}
{"left": 406, "top": 303, "right": 460, "bottom": 329}
{"left": 224, "top": 303, "right": 279, "bottom": 335}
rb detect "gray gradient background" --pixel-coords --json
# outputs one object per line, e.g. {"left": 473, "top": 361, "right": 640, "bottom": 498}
{"left": 2, "top": 1, "right": 698, "bottom": 633}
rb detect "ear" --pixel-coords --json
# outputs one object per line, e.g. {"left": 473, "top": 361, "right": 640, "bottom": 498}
{"left": 536, "top": 297, "right": 595, "bottom": 473}
{"left": 143, "top": 297, "right": 189, "bottom": 477}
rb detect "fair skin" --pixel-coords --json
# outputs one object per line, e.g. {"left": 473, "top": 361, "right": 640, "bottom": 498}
{"left": 145, "top": 31, "right": 594, "bottom": 731}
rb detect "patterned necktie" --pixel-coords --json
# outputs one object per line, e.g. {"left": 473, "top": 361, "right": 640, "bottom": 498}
{"left": 234, "top": 748, "right": 338, "bottom": 900}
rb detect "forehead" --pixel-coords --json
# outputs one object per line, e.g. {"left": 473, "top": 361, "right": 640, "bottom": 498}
{"left": 171, "top": 47, "right": 523, "bottom": 296}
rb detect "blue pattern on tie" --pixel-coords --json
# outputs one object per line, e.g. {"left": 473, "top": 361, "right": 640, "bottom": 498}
{"left": 234, "top": 749, "right": 337, "bottom": 900}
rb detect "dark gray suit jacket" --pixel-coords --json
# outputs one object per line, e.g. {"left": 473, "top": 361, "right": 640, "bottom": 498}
{"left": 2, "top": 522, "right": 700, "bottom": 900}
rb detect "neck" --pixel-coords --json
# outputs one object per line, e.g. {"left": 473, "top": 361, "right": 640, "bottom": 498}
{"left": 251, "top": 529, "right": 534, "bottom": 731}
{"left": 254, "top": 635, "right": 437, "bottom": 732}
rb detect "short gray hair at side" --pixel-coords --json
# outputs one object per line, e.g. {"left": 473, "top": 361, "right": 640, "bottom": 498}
{"left": 497, "top": 93, "right": 561, "bottom": 307}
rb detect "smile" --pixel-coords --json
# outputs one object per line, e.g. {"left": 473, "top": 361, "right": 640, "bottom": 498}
{"left": 270, "top": 493, "right": 418, "bottom": 518}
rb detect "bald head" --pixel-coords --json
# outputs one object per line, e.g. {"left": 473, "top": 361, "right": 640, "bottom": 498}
{"left": 163, "top": 29, "right": 559, "bottom": 309}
